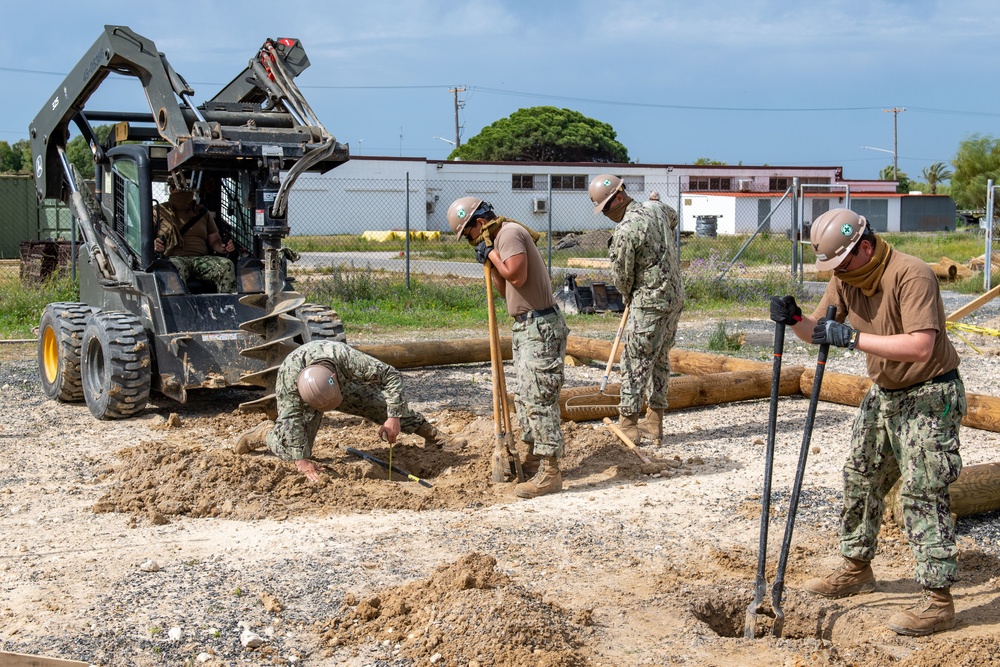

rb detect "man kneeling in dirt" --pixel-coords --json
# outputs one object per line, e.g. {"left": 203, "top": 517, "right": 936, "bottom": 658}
{"left": 235, "top": 340, "right": 464, "bottom": 482}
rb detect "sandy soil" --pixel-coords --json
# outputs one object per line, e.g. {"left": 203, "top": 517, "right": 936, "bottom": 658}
{"left": 3, "top": 315, "right": 1000, "bottom": 666}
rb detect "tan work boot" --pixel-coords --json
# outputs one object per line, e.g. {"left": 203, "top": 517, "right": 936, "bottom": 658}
{"left": 887, "top": 587, "right": 955, "bottom": 636}
{"left": 415, "top": 422, "right": 467, "bottom": 450}
{"left": 617, "top": 413, "right": 641, "bottom": 442}
{"left": 802, "top": 557, "right": 876, "bottom": 598}
{"left": 637, "top": 407, "right": 665, "bottom": 442}
{"left": 521, "top": 450, "right": 543, "bottom": 477}
{"left": 235, "top": 420, "right": 274, "bottom": 454}
{"left": 514, "top": 456, "right": 562, "bottom": 499}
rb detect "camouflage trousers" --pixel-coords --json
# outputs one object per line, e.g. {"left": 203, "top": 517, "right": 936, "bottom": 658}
{"left": 619, "top": 303, "right": 682, "bottom": 416}
{"left": 168, "top": 256, "right": 236, "bottom": 293}
{"left": 839, "top": 376, "right": 966, "bottom": 588}
{"left": 511, "top": 310, "right": 569, "bottom": 458}
{"left": 268, "top": 381, "right": 426, "bottom": 460}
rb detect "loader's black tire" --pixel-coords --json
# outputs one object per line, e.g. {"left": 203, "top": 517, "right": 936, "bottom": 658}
{"left": 38, "top": 302, "right": 94, "bottom": 402}
{"left": 298, "top": 303, "right": 346, "bottom": 343}
{"left": 80, "top": 311, "right": 152, "bottom": 420}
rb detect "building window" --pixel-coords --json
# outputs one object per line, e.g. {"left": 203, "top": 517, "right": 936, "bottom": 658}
{"left": 623, "top": 175, "right": 644, "bottom": 193}
{"left": 550, "top": 174, "right": 587, "bottom": 190}
{"left": 769, "top": 177, "right": 789, "bottom": 191}
{"left": 512, "top": 174, "right": 541, "bottom": 190}
{"left": 689, "top": 176, "right": 733, "bottom": 191}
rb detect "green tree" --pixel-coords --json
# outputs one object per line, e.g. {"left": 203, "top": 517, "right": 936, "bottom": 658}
{"left": 693, "top": 157, "right": 726, "bottom": 166}
{"left": 920, "top": 161, "right": 952, "bottom": 195}
{"left": 449, "top": 106, "right": 628, "bottom": 162}
{"left": 879, "top": 165, "right": 912, "bottom": 194}
{"left": 950, "top": 134, "right": 1000, "bottom": 212}
{"left": 0, "top": 141, "right": 21, "bottom": 173}
{"left": 13, "top": 139, "right": 32, "bottom": 174}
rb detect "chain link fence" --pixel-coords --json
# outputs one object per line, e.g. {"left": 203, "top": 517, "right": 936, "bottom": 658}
{"left": 0, "top": 172, "right": 823, "bottom": 298}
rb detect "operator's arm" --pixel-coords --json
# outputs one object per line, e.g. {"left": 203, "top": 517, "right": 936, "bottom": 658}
{"left": 206, "top": 231, "right": 235, "bottom": 255}
{"left": 609, "top": 227, "right": 638, "bottom": 301}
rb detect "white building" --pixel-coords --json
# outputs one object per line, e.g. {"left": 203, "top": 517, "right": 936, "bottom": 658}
{"left": 288, "top": 157, "right": 952, "bottom": 237}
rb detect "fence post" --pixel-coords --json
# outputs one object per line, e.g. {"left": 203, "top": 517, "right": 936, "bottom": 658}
{"left": 987, "top": 179, "right": 995, "bottom": 292}
{"left": 791, "top": 177, "right": 800, "bottom": 283}
{"left": 405, "top": 171, "right": 411, "bottom": 290}
{"left": 675, "top": 176, "right": 682, "bottom": 261}
{"left": 547, "top": 177, "right": 553, "bottom": 279}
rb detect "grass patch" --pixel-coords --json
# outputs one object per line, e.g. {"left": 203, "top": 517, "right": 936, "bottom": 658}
{"left": 707, "top": 322, "right": 743, "bottom": 352}
{"left": 0, "top": 274, "right": 79, "bottom": 338}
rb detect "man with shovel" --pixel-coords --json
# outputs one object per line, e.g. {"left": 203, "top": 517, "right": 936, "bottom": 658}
{"left": 234, "top": 340, "right": 464, "bottom": 482}
{"left": 589, "top": 175, "right": 684, "bottom": 444}
{"left": 771, "top": 207, "right": 965, "bottom": 636}
{"left": 447, "top": 197, "right": 569, "bottom": 499}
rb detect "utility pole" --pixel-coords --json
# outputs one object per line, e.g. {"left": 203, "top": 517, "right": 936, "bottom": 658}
{"left": 449, "top": 86, "right": 466, "bottom": 147}
{"left": 883, "top": 107, "right": 905, "bottom": 181}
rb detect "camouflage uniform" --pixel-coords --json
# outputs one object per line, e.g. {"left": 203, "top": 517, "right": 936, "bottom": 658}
{"left": 167, "top": 256, "right": 236, "bottom": 293}
{"left": 266, "top": 340, "right": 426, "bottom": 461}
{"left": 609, "top": 200, "right": 685, "bottom": 415}
{"left": 512, "top": 311, "right": 569, "bottom": 457}
{"left": 841, "top": 377, "right": 966, "bottom": 587}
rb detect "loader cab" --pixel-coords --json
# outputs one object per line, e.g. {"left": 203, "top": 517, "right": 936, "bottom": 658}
{"left": 101, "top": 144, "right": 160, "bottom": 270}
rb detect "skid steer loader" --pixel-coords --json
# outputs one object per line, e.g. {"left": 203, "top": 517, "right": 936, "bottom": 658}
{"left": 30, "top": 25, "right": 348, "bottom": 420}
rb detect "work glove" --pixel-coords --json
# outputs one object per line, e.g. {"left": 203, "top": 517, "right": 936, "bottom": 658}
{"left": 769, "top": 295, "right": 802, "bottom": 326}
{"left": 474, "top": 241, "right": 491, "bottom": 265}
{"left": 811, "top": 317, "right": 858, "bottom": 349}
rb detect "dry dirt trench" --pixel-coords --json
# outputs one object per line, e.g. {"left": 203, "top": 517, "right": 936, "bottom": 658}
{"left": 2, "top": 316, "right": 1000, "bottom": 667}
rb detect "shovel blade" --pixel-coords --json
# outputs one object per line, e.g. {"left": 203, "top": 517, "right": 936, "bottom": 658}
{"left": 491, "top": 439, "right": 509, "bottom": 483}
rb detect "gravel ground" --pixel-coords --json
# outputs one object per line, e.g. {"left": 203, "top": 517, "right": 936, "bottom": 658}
{"left": 2, "top": 292, "right": 1000, "bottom": 666}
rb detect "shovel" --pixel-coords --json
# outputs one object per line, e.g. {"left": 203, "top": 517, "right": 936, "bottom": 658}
{"left": 770, "top": 304, "right": 836, "bottom": 637}
{"left": 565, "top": 304, "right": 630, "bottom": 408}
{"left": 743, "top": 320, "right": 786, "bottom": 639}
{"left": 485, "top": 262, "right": 525, "bottom": 484}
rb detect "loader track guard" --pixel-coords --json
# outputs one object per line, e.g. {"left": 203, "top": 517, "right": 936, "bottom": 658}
{"left": 29, "top": 25, "right": 350, "bottom": 420}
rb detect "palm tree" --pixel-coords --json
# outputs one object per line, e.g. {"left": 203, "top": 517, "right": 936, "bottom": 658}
{"left": 879, "top": 165, "right": 911, "bottom": 194}
{"left": 921, "top": 162, "right": 953, "bottom": 194}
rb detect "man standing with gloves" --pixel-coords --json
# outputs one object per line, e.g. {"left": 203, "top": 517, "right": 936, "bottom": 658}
{"left": 770, "top": 207, "right": 964, "bottom": 636}
{"left": 447, "top": 197, "right": 569, "bottom": 499}
{"left": 589, "top": 175, "right": 684, "bottom": 444}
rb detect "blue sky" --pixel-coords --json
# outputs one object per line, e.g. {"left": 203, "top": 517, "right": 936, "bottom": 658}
{"left": 2, "top": 0, "right": 998, "bottom": 181}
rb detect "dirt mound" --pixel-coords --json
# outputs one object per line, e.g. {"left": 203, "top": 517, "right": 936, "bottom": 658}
{"left": 91, "top": 409, "right": 676, "bottom": 521}
{"left": 317, "top": 553, "right": 588, "bottom": 666}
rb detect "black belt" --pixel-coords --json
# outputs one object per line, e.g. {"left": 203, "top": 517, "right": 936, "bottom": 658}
{"left": 513, "top": 306, "right": 557, "bottom": 323}
{"left": 881, "top": 368, "right": 959, "bottom": 394}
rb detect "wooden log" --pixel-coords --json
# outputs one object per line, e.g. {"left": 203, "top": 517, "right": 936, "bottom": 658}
{"left": 0, "top": 652, "right": 89, "bottom": 667}
{"left": 559, "top": 369, "right": 803, "bottom": 421}
{"left": 928, "top": 262, "right": 958, "bottom": 281}
{"left": 800, "top": 368, "right": 1000, "bottom": 433}
{"left": 355, "top": 337, "right": 511, "bottom": 369}
{"left": 888, "top": 462, "right": 1000, "bottom": 525}
{"left": 566, "top": 336, "right": 792, "bottom": 376}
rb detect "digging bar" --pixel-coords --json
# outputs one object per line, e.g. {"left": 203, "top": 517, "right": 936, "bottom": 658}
{"left": 743, "top": 320, "right": 785, "bottom": 639}
{"left": 770, "top": 304, "right": 836, "bottom": 637}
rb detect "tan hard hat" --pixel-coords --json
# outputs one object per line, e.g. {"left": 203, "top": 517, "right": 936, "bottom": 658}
{"left": 589, "top": 174, "right": 623, "bottom": 214}
{"left": 811, "top": 208, "right": 868, "bottom": 271}
{"left": 447, "top": 197, "right": 486, "bottom": 237}
{"left": 296, "top": 364, "right": 343, "bottom": 412}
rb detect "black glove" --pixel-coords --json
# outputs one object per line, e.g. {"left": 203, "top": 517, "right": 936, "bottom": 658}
{"left": 769, "top": 295, "right": 802, "bottom": 326}
{"left": 474, "top": 241, "right": 491, "bottom": 265}
{"left": 811, "top": 318, "right": 857, "bottom": 348}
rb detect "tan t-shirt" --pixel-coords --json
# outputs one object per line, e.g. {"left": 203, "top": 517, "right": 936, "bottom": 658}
{"left": 159, "top": 204, "right": 218, "bottom": 257}
{"left": 493, "top": 222, "right": 555, "bottom": 318}
{"left": 814, "top": 250, "right": 959, "bottom": 390}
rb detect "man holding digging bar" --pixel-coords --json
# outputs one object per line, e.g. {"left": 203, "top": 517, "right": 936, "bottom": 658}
{"left": 771, "top": 207, "right": 965, "bottom": 637}
{"left": 446, "top": 197, "right": 569, "bottom": 499}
